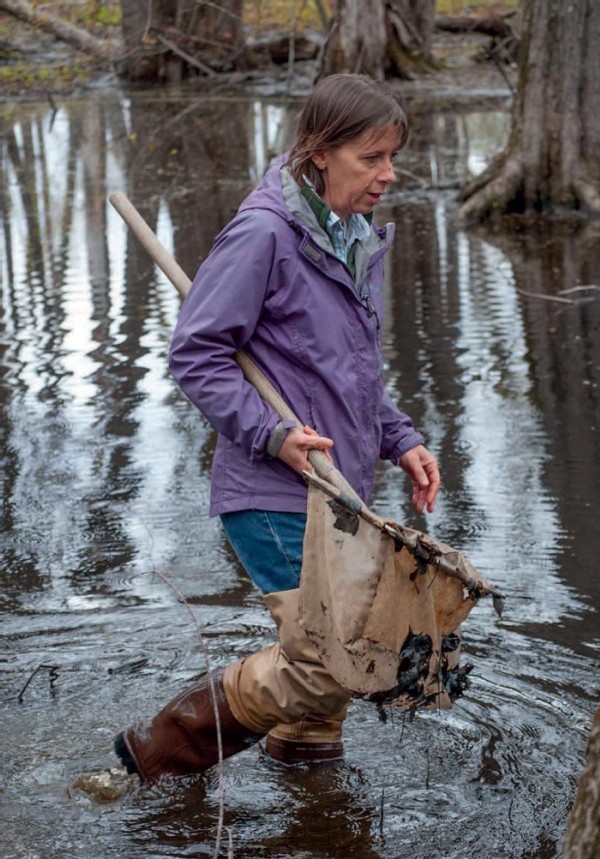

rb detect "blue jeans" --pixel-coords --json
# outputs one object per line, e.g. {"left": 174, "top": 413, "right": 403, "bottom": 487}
{"left": 220, "top": 510, "right": 307, "bottom": 594}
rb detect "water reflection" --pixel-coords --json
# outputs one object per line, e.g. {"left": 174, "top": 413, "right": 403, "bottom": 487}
{"left": 1, "top": 90, "right": 598, "bottom": 859}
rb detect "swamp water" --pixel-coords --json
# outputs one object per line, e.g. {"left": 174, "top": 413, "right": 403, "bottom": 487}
{"left": 0, "top": 85, "right": 598, "bottom": 859}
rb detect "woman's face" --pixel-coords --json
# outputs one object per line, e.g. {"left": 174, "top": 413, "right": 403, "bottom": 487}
{"left": 311, "top": 124, "right": 400, "bottom": 219}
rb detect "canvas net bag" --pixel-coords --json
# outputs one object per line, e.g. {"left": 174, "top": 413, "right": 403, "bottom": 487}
{"left": 299, "top": 476, "right": 502, "bottom": 711}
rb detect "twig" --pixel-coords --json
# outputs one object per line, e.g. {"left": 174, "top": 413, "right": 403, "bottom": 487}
{"left": 155, "top": 32, "right": 216, "bottom": 76}
{"left": 17, "top": 663, "right": 60, "bottom": 703}
{"left": 107, "top": 657, "right": 149, "bottom": 675}
{"left": 559, "top": 284, "right": 600, "bottom": 294}
{"left": 516, "top": 288, "right": 580, "bottom": 304}
{"left": 143, "top": 0, "right": 153, "bottom": 41}
{"left": 154, "top": 567, "right": 226, "bottom": 859}
{"left": 490, "top": 48, "right": 515, "bottom": 94}
{"left": 394, "top": 167, "right": 429, "bottom": 187}
{"left": 141, "top": 522, "right": 226, "bottom": 859}
{"left": 195, "top": 0, "right": 244, "bottom": 25}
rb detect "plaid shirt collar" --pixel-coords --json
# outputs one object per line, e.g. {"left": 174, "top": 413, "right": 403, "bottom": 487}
{"left": 300, "top": 184, "right": 371, "bottom": 266}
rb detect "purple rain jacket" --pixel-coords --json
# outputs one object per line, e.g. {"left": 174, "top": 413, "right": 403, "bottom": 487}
{"left": 169, "top": 157, "right": 424, "bottom": 516}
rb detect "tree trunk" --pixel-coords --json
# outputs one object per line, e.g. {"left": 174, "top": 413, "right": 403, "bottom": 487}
{"left": 120, "top": 0, "right": 244, "bottom": 81}
{"left": 318, "top": 0, "right": 387, "bottom": 79}
{"left": 458, "top": 0, "right": 600, "bottom": 222}
{"left": 0, "top": 0, "right": 114, "bottom": 60}
{"left": 562, "top": 708, "right": 600, "bottom": 859}
{"left": 318, "top": 0, "right": 434, "bottom": 80}
{"left": 384, "top": 0, "right": 435, "bottom": 79}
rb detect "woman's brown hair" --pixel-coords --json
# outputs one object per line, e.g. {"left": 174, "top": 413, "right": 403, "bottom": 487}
{"left": 289, "top": 74, "right": 409, "bottom": 195}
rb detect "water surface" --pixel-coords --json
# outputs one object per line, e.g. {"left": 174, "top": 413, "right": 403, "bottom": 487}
{"left": 1, "top": 86, "right": 598, "bottom": 859}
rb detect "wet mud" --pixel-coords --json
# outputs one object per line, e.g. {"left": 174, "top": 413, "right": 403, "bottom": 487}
{"left": 1, "top": 86, "right": 598, "bottom": 859}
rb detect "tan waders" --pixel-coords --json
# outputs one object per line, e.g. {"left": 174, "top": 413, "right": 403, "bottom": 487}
{"left": 118, "top": 588, "right": 350, "bottom": 782}
{"left": 227, "top": 589, "right": 350, "bottom": 765}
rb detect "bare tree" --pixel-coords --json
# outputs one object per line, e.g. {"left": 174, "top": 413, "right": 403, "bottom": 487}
{"left": 318, "top": 0, "right": 435, "bottom": 80}
{"left": 459, "top": 0, "right": 600, "bottom": 222}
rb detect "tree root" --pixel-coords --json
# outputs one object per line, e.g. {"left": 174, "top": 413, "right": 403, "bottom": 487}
{"left": 457, "top": 157, "right": 523, "bottom": 224}
{"left": 458, "top": 157, "right": 600, "bottom": 224}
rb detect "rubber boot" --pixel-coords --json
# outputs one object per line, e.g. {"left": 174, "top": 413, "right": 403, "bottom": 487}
{"left": 114, "top": 668, "right": 264, "bottom": 783}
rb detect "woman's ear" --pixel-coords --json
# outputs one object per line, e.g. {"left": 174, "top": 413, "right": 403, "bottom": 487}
{"left": 311, "top": 150, "right": 327, "bottom": 171}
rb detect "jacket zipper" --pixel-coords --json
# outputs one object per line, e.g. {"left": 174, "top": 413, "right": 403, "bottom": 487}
{"left": 290, "top": 218, "right": 385, "bottom": 373}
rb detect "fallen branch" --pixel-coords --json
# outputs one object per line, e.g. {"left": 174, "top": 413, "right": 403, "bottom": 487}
{"left": 559, "top": 285, "right": 600, "bottom": 294}
{"left": 0, "top": 0, "right": 115, "bottom": 61}
{"left": 155, "top": 32, "right": 217, "bottom": 76}
{"left": 435, "top": 11, "right": 520, "bottom": 64}
{"left": 435, "top": 12, "right": 517, "bottom": 40}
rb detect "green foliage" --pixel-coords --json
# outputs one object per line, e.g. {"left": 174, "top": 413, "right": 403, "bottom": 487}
{"left": 243, "top": 0, "right": 334, "bottom": 32}
{"left": 95, "top": 5, "right": 122, "bottom": 26}
{"left": 0, "top": 61, "right": 91, "bottom": 94}
{"left": 51, "top": 1, "right": 121, "bottom": 32}
{"left": 435, "top": 1, "right": 518, "bottom": 11}
{"left": 242, "top": 0, "right": 519, "bottom": 30}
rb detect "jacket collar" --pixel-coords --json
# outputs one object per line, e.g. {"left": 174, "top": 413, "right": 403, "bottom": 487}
{"left": 280, "top": 165, "right": 391, "bottom": 260}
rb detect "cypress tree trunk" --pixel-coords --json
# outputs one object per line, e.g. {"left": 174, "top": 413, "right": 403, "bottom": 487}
{"left": 318, "top": 0, "right": 388, "bottom": 79}
{"left": 318, "top": 0, "right": 435, "bottom": 81}
{"left": 459, "top": 0, "right": 600, "bottom": 222}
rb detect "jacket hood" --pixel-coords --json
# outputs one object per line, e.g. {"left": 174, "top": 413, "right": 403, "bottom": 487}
{"left": 238, "top": 153, "right": 291, "bottom": 222}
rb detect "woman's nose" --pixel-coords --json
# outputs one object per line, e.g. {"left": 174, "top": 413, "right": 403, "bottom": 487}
{"left": 378, "top": 160, "right": 396, "bottom": 184}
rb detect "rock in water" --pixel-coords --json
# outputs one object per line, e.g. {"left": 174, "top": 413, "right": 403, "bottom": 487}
{"left": 70, "top": 766, "right": 138, "bottom": 801}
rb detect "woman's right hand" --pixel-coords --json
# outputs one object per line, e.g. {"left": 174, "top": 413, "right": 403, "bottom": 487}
{"left": 278, "top": 425, "right": 334, "bottom": 474}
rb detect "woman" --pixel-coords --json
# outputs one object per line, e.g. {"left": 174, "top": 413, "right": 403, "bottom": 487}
{"left": 115, "top": 73, "right": 440, "bottom": 782}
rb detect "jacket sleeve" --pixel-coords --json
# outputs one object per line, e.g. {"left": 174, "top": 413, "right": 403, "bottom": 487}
{"left": 169, "top": 211, "right": 283, "bottom": 461}
{"left": 378, "top": 386, "right": 425, "bottom": 463}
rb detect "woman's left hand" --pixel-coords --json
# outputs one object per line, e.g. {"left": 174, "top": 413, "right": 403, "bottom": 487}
{"left": 398, "top": 445, "right": 440, "bottom": 513}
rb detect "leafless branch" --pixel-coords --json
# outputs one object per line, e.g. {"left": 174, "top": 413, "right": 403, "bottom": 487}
{"left": 17, "top": 663, "right": 60, "bottom": 702}
{"left": 155, "top": 32, "right": 217, "bottom": 76}
{"left": 516, "top": 288, "right": 591, "bottom": 304}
